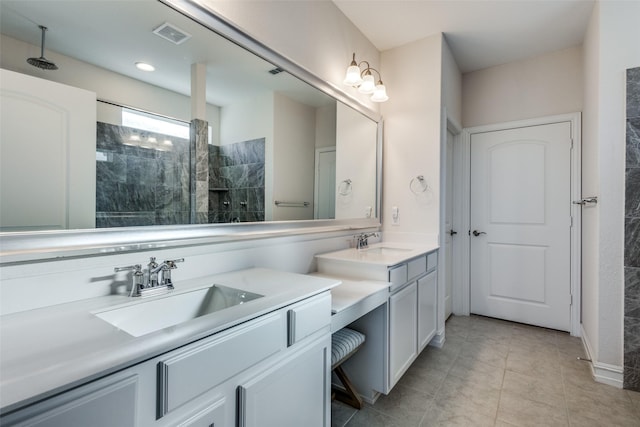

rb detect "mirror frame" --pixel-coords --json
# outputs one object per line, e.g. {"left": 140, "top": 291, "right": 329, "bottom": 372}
{"left": 0, "top": 0, "right": 383, "bottom": 264}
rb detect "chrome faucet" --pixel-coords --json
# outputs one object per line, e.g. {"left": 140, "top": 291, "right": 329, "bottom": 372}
{"left": 115, "top": 257, "right": 184, "bottom": 297}
{"left": 355, "top": 232, "right": 379, "bottom": 250}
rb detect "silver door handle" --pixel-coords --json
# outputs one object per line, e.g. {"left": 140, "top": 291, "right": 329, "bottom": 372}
{"left": 573, "top": 196, "right": 598, "bottom": 205}
{"left": 472, "top": 230, "right": 486, "bottom": 236}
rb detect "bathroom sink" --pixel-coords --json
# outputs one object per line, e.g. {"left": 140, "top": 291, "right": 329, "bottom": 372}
{"left": 94, "top": 285, "right": 263, "bottom": 337}
{"left": 363, "top": 246, "right": 413, "bottom": 255}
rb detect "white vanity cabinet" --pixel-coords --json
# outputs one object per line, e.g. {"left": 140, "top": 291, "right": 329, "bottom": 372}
{"left": 386, "top": 251, "right": 437, "bottom": 389}
{"left": 317, "top": 246, "right": 438, "bottom": 394}
{"left": 1, "top": 292, "right": 331, "bottom": 427}
{"left": 388, "top": 281, "right": 418, "bottom": 386}
{"left": 417, "top": 269, "right": 437, "bottom": 352}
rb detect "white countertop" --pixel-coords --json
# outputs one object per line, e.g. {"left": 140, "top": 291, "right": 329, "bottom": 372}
{"left": 0, "top": 268, "right": 339, "bottom": 413}
{"left": 315, "top": 242, "right": 439, "bottom": 267}
{"left": 312, "top": 274, "right": 390, "bottom": 332}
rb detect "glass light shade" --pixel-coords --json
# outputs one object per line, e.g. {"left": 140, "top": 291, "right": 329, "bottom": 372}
{"left": 343, "top": 65, "right": 363, "bottom": 86}
{"left": 135, "top": 62, "right": 155, "bottom": 72}
{"left": 358, "top": 74, "right": 375, "bottom": 94}
{"left": 371, "top": 83, "right": 389, "bottom": 102}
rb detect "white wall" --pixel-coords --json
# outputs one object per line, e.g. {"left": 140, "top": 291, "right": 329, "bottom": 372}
{"left": 462, "top": 46, "right": 583, "bottom": 127}
{"left": 581, "top": 0, "right": 602, "bottom": 368}
{"left": 335, "top": 102, "right": 377, "bottom": 219}
{"left": 272, "top": 93, "right": 316, "bottom": 221}
{"left": 441, "top": 37, "right": 462, "bottom": 126}
{"left": 582, "top": 0, "right": 640, "bottom": 372}
{"left": 204, "top": 0, "right": 380, "bottom": 113}
{"left": 0, "top": 34, "right": 222, "bottom": 125}
{"left": 219, "top": 92, "right": 274, "bottom": 219}
{"left": 380, "top": 35, "right": 443, "bottom": 242}
{"left": 315, "top": 104, "right": 337, "bottom": 149}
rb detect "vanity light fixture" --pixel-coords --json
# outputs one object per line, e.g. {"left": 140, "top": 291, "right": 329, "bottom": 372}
{"left": 135, "top": 62, "right": 155, "bottom": 72}
{"left": 343, "top": 53, "right": 388, "bottom": 102}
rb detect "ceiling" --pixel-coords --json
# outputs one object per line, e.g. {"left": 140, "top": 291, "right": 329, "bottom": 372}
{"left": 0, "top": 0, "right": 332, "bottom": 108}
{"left": 333, "top": 0, "right": 595, "bottom": 73}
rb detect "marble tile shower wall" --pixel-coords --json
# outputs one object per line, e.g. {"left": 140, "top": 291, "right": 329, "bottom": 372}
{"left": 625, "top": 67, "right": 640, "bottom": 391}
{"left": 95, "top": 122, "right": 190, "bottom": 227}
{"left": 208, "top": 138, "right": 265, "bottom": 223}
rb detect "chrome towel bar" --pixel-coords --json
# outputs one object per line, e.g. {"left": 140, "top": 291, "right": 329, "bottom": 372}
{"left": 274, "top": 200, "right": 310, "bottom": 207}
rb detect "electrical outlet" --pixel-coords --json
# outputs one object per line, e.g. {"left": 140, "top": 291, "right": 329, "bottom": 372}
{"left": 392, "top": 206, "right": 399, "bottom": 225}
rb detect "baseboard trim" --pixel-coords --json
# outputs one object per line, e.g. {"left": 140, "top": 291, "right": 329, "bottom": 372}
{"left": 429, "top": 328, "right": 446, "bottom": 349}
{"left": 580, "top": 325, "right": 624, "bottom": 389}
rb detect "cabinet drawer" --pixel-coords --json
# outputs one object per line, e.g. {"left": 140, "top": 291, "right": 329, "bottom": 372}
{"left": 388, "top": 264, "right": 408, "bottom": 290}
{"left": 427, "top": 251, "right": 438, "bottom": 272}
{"left": 176, "top": 397, "right": 225, "bottom": 427}
{"left": 287, "top": 292, "right": 331, "bottom": 346}
{"left": 158, "top": 312, "right": 285, "bottom": 417}
{"left": 2, "top": 374, "right": 138, "bottom": 427}
{"left": 407, "top": 256, "right": 427, "bottom": 280}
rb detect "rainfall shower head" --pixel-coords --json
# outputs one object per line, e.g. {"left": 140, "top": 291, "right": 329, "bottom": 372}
{"left": 27, "top": 25, "right": 58, "bottom": 70}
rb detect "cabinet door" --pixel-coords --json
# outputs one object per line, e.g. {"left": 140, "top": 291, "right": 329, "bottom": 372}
{"left": 388, "top": 282, "right": 418, "bottom": 388}
{"left": 2, "top": 374, "right": 137, "bottom": 427}
{"left": 157, "top": 311, "right": 284, "bottom": 417}
{"left": 237, "top": 335, "right": 330, "bottom": 427}
{"left": 418, "top": 270, "right": 437, "bottom": 352}
{"left": 176, "top": 397, "right": 225, "bottom": 427}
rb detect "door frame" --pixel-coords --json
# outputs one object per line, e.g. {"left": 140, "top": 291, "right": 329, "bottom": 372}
{"left": 439, "top": 109, "right": 462, "bottom": 330}
{"left": 455, "top": 113, "right": 582, "bottom": 336}
{"left": 313, "top": 146, "right": 336, "bottom": 219}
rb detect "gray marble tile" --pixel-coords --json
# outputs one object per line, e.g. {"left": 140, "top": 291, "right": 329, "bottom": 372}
{"left": 231, "top": 188, "right": 248, "bottom": 211}
{"left": 625, "top": 217, "right": 640, "bottom": 267}
{"left": 96, "top": 152, "right": 127, "bottom": 184}
{"left": 247, "top": 187, "right": 265, "bottom": 211}
{"left": 626, "top": 267, "right": 640, "bottom": 318}
{"left": 626, "top": 168, "right": 640, "bottom": 217}
{"left": 247, "top": 163, "right": 265, "bottom": 187}
{"left": 628, "top": 67, "right": 640, "bottom": 119}
{"left": 625, "top": 316, "right": 640, "bottom": 370}
{"left": 624, "top": 367, "right": 640, "bottom": 392}
{"left": 628, "top": 118, "right": 640, "bottom": 168}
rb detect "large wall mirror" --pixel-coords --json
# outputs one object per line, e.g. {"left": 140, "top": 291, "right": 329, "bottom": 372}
{"left": 0, "top": 0, "right": 382, "bottom": 260}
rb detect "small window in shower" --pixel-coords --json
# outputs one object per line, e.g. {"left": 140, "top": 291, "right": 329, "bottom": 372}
{"left": 122, "top": 108, "right": 189, "bottom": 139}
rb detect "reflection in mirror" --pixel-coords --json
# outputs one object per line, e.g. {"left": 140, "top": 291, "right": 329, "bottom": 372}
{"left": 0, "top": 0, "right": 379, "bottom": 233}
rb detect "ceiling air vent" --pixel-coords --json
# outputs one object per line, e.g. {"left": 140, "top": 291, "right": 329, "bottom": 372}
{"left": 269, "top": 67, "right": 284, "bottom": 75}
{"left": 153, "top": 22, "right": 192, "bottom": 45}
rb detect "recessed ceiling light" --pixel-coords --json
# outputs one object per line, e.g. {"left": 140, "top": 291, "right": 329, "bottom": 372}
{"left": 135, "top": 62, "right": 155, "bottom": 72}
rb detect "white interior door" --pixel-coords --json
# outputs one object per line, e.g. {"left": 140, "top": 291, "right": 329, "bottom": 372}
{"left": 470, "top": 122, "right": 572, "bottom": 331}
{"left": 314, "top": 147, "right": 336, "bottom": 219}
{"left": 0, "top": 69, "right": 96, "bottom": 231}
{"left": 444, "top": 129, "right": 455, "bottom": 319}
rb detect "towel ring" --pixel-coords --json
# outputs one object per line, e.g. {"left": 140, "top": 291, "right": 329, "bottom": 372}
{"left": 409, "top": 175, "right": 428, "bottom": 194}
{"left": 338, "top": 179, "right": 352, "bottom": 196}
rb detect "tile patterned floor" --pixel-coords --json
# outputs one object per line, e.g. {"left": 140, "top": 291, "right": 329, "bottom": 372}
{"left": 332, "top": 315, "right": 640, "bottom": 427}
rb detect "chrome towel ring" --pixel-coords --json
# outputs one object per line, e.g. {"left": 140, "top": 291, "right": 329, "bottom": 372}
{"left": 409, "top": 175, "right": 428, "bottom": 194}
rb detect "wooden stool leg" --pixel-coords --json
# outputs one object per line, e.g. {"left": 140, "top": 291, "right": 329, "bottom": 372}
{"left": 333, "top": 365, "right": 363, "bottom": 410}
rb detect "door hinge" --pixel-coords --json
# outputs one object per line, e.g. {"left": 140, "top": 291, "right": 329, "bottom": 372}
{"left": 570, "top": 294, "right": 573, "bottom": 306}
{"left": 570, "top": 216, "right": 573, "bottom": 227}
